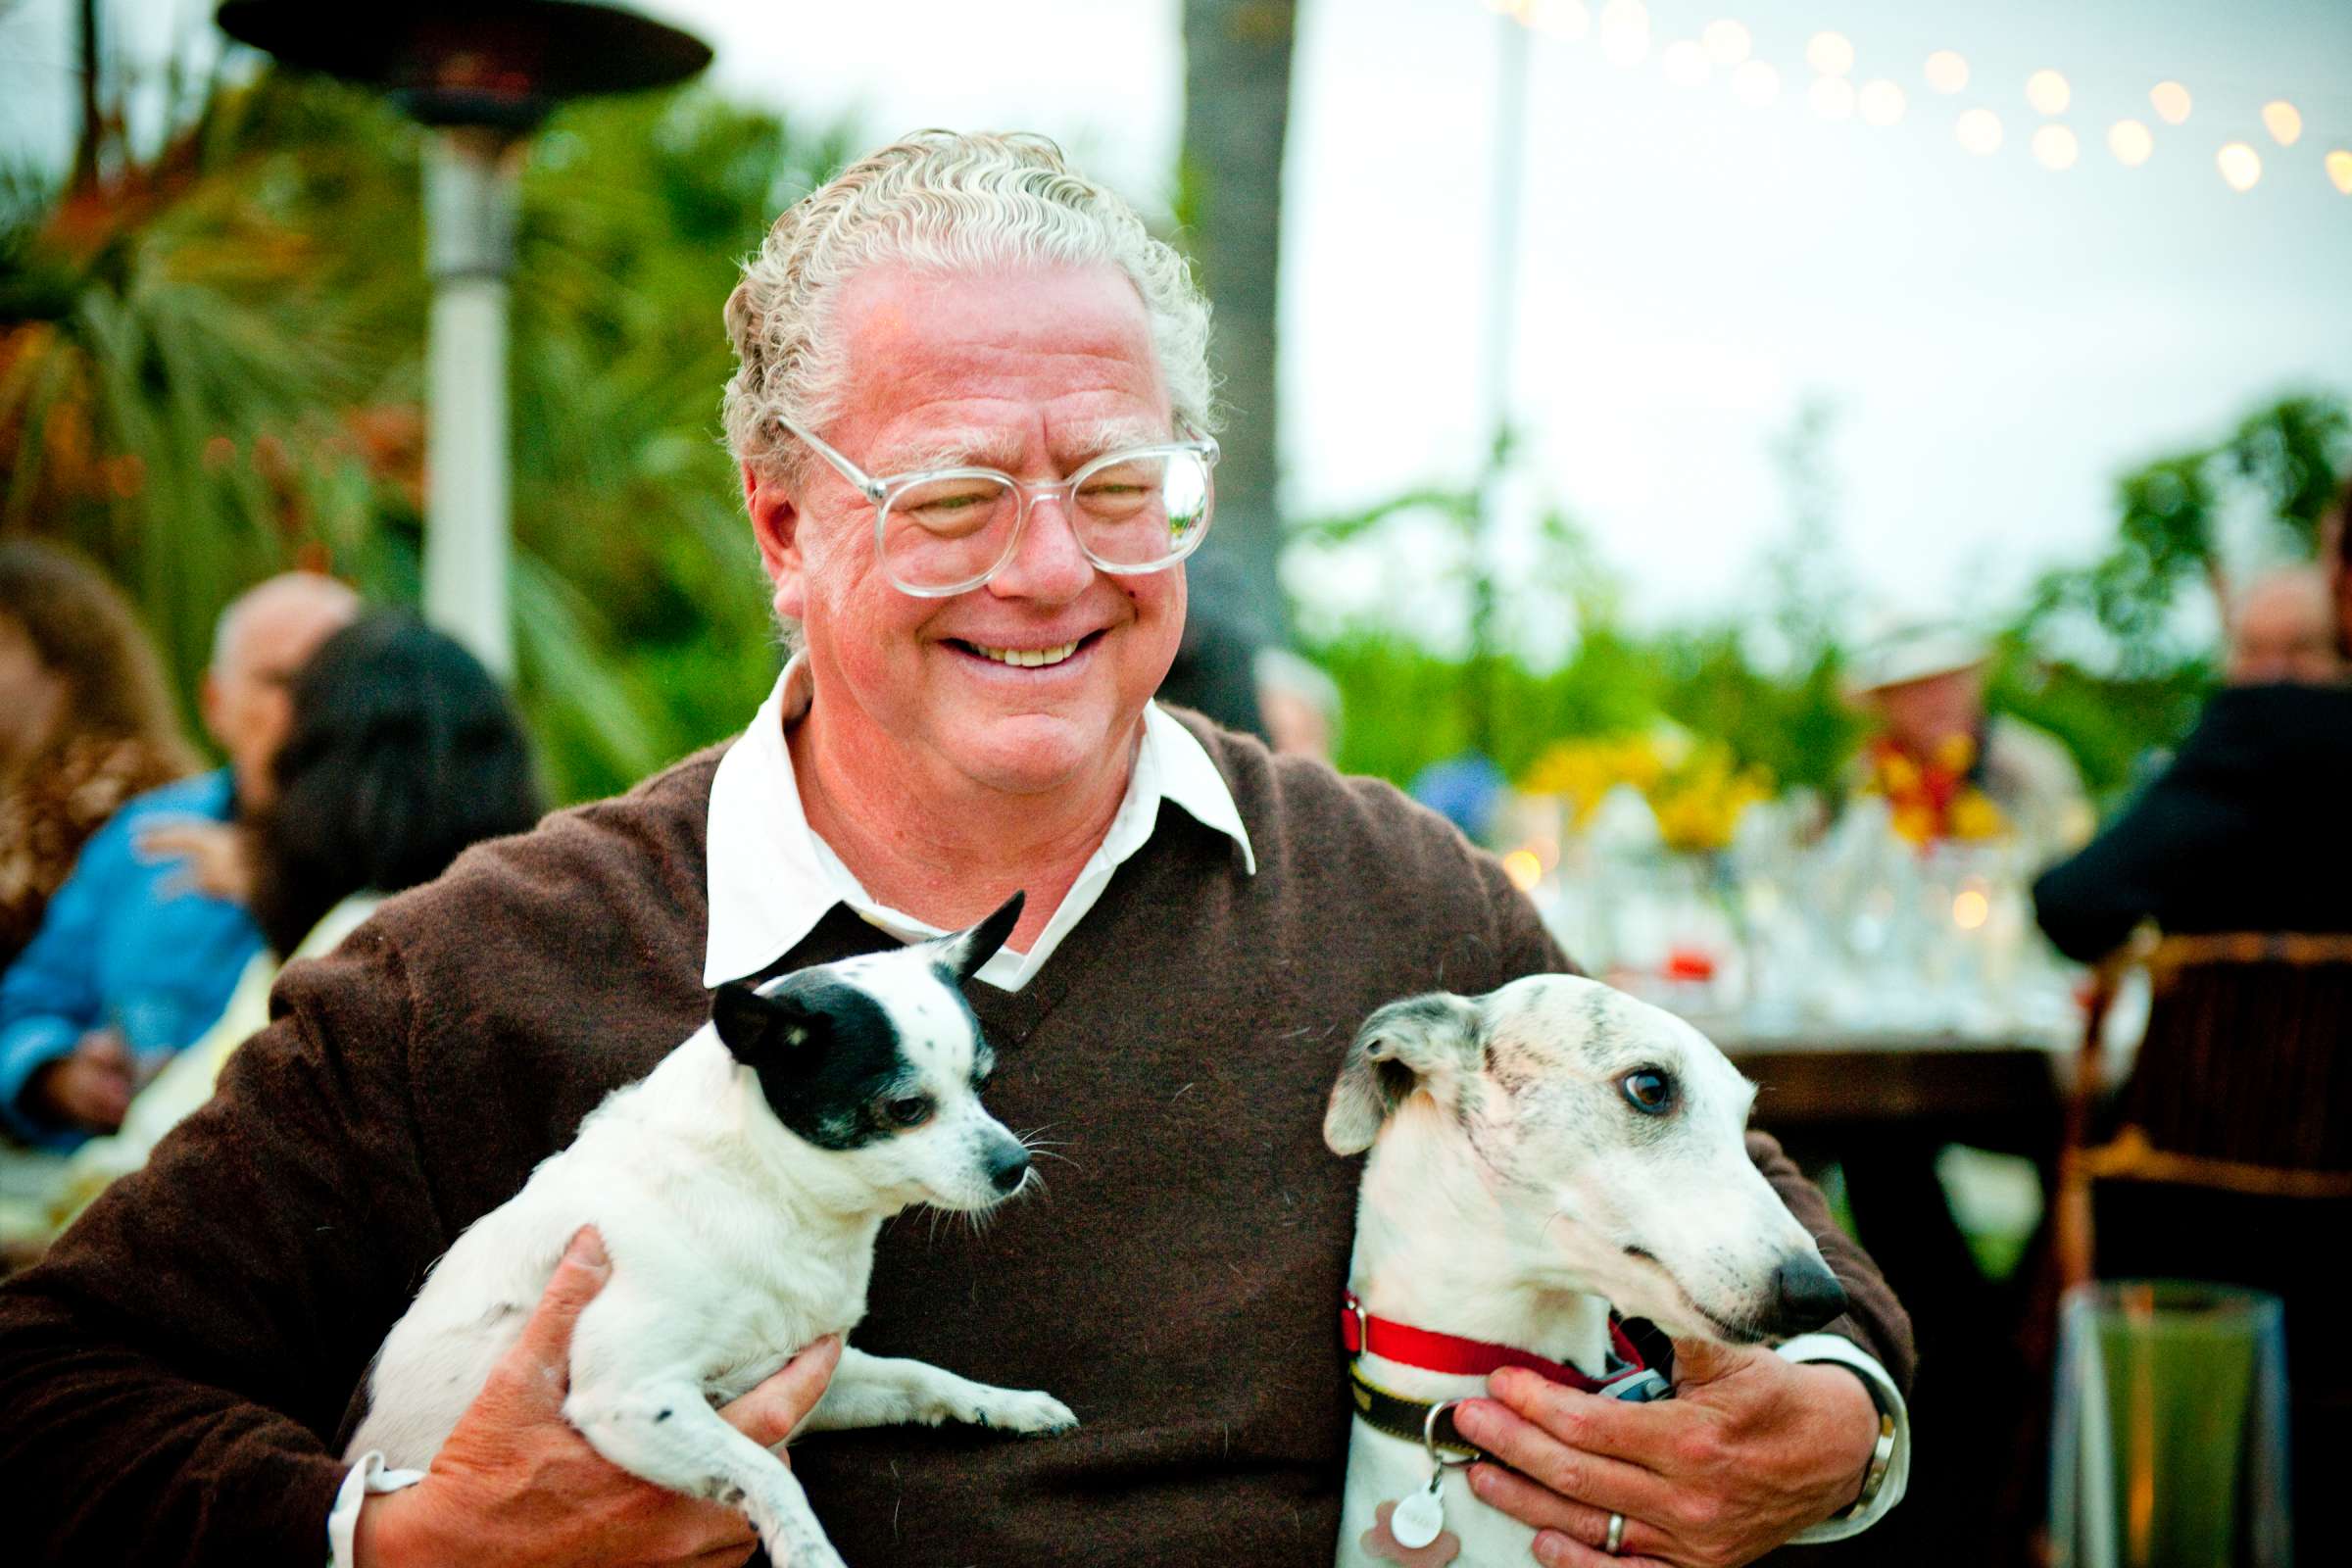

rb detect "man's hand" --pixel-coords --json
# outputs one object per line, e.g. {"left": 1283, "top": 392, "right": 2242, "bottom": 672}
{"left": 24, "top": 1031, "right": 133, "bottom": 1133}
{"left": 355, "top": 1228, "right": 843, "bottom": 1568}
{"left": 136, "top": 819, "right": 256, "bottom": 905}
{"left": 1450, "top": 1338, "right": 1880, "bottom": 1568}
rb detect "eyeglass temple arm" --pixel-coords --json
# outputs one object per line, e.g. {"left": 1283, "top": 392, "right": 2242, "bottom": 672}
{"left": 775, "top": 415, "right": 889, "bottom": 504}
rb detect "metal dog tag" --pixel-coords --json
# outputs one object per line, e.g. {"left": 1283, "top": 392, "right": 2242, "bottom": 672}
{"left": 1391, "top": 1473, "right": 1446, "bottom": 1549}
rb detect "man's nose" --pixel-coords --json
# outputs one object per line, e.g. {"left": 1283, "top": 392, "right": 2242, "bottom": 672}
{"left": 986, "top": 494, "right": 1095, "bottom": 602}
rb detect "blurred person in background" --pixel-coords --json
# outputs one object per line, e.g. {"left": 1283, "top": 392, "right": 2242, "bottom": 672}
{"left": 1255, "top": 645, "right": 1342, "bottom": 761}
{"left": 0, "top": 542, "right": 198, "bottom": 970}
{"left": 1845, "top": 618, "right": 2087, "bottom": 860}
{"left": 53, "top": 612, "right": 541, "bottom": 1229}
{"left": 1153, "top": 553, "right": 1269, "bottom": 739}
{"left": 2224, "top": 566, "right": 2342, "bottom": 685}
{"left": 0, "top": 571, "right": 357, "bottom": 1148}
{"left": 2034, "top": 566, "right": 2352, "bottom": 964}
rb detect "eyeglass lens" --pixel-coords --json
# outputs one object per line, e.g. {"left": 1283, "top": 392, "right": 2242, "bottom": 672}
{"left": 881, "top": 451, "right": 1210, "bottom": 590}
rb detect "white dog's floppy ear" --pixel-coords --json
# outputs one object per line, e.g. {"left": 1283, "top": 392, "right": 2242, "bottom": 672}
{"left": 1323, "top": 992, "right": 1483, "bottom": 1155}
{"left": 933, "top": 891, "right": 1026, "bottom": 982}
{"left": 710, "top": 982, "right": 823, "bottom": 1064}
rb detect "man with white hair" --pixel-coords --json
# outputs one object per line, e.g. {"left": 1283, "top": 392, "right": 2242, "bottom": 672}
{"left": 0, "top": 135, "right": 1909, "bottom": 1567}
{"left": 0, "top": 570, "right": 357, "bottom": 1146}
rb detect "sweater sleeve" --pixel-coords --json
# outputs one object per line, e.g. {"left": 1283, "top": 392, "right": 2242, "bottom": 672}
{"left": 0, "top": 919, "right": 448, "bottom": 1566}
{"left": 2030, "top": 766, "right": 2192, "bottom": 961}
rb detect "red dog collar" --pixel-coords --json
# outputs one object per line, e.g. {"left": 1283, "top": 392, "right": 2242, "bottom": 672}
{"left": 1343, "top": 1290, "right": 1653, "bottom": 1396}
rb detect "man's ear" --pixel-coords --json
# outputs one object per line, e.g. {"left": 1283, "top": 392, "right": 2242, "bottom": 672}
{"left": 934, "top": 891, "right": 1025, "bottom": 983}
{"left": 1323, "top": 992, "right": 1483, "bottom": 1155}
{"left": 710, "top": 982, "right": 824, "bottom": 1065}
{"left": 744, "top": 462, "right": 808, "bottom": 620}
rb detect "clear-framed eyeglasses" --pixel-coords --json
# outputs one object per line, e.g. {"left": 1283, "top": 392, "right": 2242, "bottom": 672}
{"left": 774, "top": 413, "right": 1219, "bottom": 598}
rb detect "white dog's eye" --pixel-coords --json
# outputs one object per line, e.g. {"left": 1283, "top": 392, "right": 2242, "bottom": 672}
{"left": 1621, "top": 1069, "right": 1676, "bottom": 1115}
{"left": 884, "top": 1095, "right": 935, "bottom": 1129}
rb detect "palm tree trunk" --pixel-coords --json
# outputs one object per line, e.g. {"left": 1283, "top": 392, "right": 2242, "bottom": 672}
{"left": 74, "top": 0, "right": 103, "bottom": 190}
{"left": 1180, "top": 0, "right": 1297, "bottom": 644}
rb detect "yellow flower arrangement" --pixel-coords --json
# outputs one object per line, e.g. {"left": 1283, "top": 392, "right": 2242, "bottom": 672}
{"left": 1520, "top": 732, "right": 1772, "bottom": 854}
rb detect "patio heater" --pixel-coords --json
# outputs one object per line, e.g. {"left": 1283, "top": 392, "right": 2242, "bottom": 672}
{"left": 214, "top": 2, "right": 712, "bottom": 677}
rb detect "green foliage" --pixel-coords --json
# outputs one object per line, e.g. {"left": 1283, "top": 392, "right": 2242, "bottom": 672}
{"left": 2021, "top": 392, "right": 2349, "bottom": 678}
{"left": 3, "top": 71, "right": 858, "bottom": 802}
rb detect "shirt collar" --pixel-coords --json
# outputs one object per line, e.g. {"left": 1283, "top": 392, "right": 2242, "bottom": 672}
{"left": 703, "top": 656, "right": 1253, "bottom": 988}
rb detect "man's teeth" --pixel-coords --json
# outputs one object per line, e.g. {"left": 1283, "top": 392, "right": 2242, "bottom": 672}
{"left": 971, "top": 640, "right": 1080, "bottom": 668}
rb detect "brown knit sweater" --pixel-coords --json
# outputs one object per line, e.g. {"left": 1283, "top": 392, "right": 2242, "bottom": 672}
{"left": 0, "top": 721, "right": 1911, "bottom": 1566}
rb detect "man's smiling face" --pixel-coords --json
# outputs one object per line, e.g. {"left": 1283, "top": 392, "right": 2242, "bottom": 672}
{"left": 748, "top": 262, "right": 1187, "bottom": 801}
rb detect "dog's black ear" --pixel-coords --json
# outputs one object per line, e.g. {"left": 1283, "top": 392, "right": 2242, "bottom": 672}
{"left": 710, "top": 982, "right": 825, "bottom": 1064}
{"left": 1324, "top": 992, "right": 1483, "bottom": 1155}
{"left": 934, "top": 891, "right": 1025, "bottom": 982}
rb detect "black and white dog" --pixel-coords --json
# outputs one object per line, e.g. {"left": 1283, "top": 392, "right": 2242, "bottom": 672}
{"left": 347, "top": 893, "right": 1074, "bottom": 1568}
{"left": 1327, "top": 975, "right": 1849, "bottom": 1565}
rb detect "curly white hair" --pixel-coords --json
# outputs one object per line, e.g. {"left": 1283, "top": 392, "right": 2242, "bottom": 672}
{"left": 722, "top": 129, "right": 1214, "bottom": 487}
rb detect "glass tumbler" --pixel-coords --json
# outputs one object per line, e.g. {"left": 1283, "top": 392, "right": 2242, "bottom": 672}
{"left": 2049, "top": 1280, "right": 2291, "bottom": 1568}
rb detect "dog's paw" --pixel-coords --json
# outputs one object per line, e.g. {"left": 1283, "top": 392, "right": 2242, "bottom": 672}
{"left": 961, "top": 1387, "right": 1079, "bottom": 1435}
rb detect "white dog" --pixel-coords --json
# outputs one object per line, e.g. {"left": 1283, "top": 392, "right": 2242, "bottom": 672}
{"left": 1325, "top": 976, "right": 1848, "bottom": 1566}
{"left": 346, "top": 893, "right": 1075, "bottom": 1568}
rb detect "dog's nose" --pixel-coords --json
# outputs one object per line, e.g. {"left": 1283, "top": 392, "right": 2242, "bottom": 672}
{"left": 1769, "top": 1254, "right": 1848, "bottom": 1335}
{"left": 984, "top": 1144, "right": 1030, "bottom": 1195}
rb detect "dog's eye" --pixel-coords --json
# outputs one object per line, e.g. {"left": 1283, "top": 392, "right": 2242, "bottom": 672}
{"left": 884, "top": 1096, "right": 935, "bottom": 1129}
{"left": 1621, "top": 1069, "right": 1676, "bottom": 1115}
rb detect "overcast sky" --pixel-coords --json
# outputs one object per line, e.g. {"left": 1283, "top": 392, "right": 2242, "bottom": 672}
{"left": 6, "top": 0, "right": 2349, "bottom": 645}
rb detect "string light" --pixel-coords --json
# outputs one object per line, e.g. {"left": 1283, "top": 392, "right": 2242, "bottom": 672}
{"left": 1523, "top": 0, "right": 1592, "bottom": 40}
{"left": 1858, "top": 79, "right": 1906, "bottom": 127}
{"left": 2032, "top": 124, "right": 2079, "bottom": 171}
{"left": 1475, "top": 6, "right": 2348, "bottom": 199}
{"left": 1598, "top": 0, "right": 1649, "bottom": 68}
{"left": 1661, "top": 39, "right": 1709, "bottom": 87}
{"left": 2108, "top": 120, "right": 2155, "bottom": 168}
{"left": 1806, "top": 31, "right": 1854, "bottom": 76}
{"left": 2217, "top": 141, "right": 2262, "bottom": 191}
{"left": 1956, "top": 108, "right": 2003, "bottom": 156}
{"left": 1700, "top": 18, "right": 1750, "bottom": 66}
{"left": 1731, "top": 59, "right": 1780, "bottom": 107}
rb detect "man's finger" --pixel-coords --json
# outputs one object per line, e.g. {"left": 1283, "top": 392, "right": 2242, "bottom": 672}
{"left": 1452, "top": 1395, "right": 1674, "bottom": 1517}
{"left": 1467, "top": 1463, "right": 1671, "bottom": 1561}
{"left": 1532, "top": 1526, "right": 1673, "bottom": 1568}
{"left": 1467, "top": 1367, "right": 1683, "bottom": 1470}
{"left": 507, "top": 1228, "right": 612, "bottom": 1393}
{"left": 720, "top": 1335, "right": 842, "bottom": 1449}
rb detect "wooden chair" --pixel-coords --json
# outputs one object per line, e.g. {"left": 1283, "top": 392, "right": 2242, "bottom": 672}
{"left": 2054, "top": 930, "right": 2352, "bottom": 1292}
{"left": 2048, "top": 930, "right": 2352, "bottom": 1562}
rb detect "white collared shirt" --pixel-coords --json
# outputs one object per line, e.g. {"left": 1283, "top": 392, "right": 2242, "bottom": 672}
{"left": 702, "top": 657, "right": 1255, "bottom": 992}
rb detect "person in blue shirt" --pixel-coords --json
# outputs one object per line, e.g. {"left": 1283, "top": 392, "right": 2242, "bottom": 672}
{"left": 0, "top": 572, "right": 358, "bottom": 1148}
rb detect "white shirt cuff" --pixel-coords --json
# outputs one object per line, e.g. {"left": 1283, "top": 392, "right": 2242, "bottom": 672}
{"left": 324, "top": 1450, "right": 426, "bottom": 1568}
{"left": 1775, "top": 1334, "right": 1911, "bottom": 1542}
